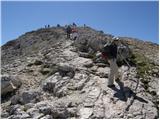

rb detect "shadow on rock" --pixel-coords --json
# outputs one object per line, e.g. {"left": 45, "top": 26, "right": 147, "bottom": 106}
{"left": 110, "top": 81, "right": 148, "bottom": 104}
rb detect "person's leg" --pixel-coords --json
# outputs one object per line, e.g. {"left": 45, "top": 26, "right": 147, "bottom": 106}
{"left": 67, "top": 33, "right": 69, "bottom": 39}
{"left": 69, "top": 33, "right": 70, "bottom": 39}
{"left": 108, "top": 59, "right": 114, "bottom": 86}
{"left": 112, "top": 59, "right": 119, "bottom": 81}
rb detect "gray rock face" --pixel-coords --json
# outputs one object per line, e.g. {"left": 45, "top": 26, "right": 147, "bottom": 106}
{"left": 84, "top": 87, "right": 101, "bottom": 107}
{"left": 42, "top": 73, "right": 69, "bottom": 97}
{"left": 78, "top": 52, "right": 92, "bottom": 58}
{"left": 27, "top": 108, "right": 43, "bottom": 118}
{"left": 11, "top": 89, "right": 41, "bottom": 105}
{"left": 19, "top": 90, "right": 41, "bottom": 104}
{"left": 8, "top": 104, "right": 31, "bottom": 119}
{"left": 1, "top": 112, "right": 9, "bottom": 118}
{"left": 67, "top": 107, "right": 78, "bottom": 117}
{"left": 58, "top": 63, "right": 75, "bottom": 78}
{"left": 79, "top": 107, "right": 93, "bottom": 119}
{"left": 51, "top": 103, "right": 69, "bottom": 118}
{"left": 33, "top": 100, "right": 73, "bottom": 119}
{"left": 8, "top": 113, "right": 31, "bottom": 119}
{"left": 96, "top": 67, "right": 110, "bottom": 78}
{"left": 91, "top": 94, "right": 105, "bottom": 118}
{"left": 11, "top": 94, "right": 20, "bottom": 105}
{"left": 40, "top": 115, "right": 53, "bottom": 119}
{"left": 74, "top": 28, "right": 111, "bottom": 53}
{"left": 42, "top": 74, "right": 59, "bottom": 92}
{"left": 1, "top": 75, "right": 22, "bottom": 95}
{"left": 71, "top": 73, "right": 90, "bottom": 90}
{"left": 1, "top": 26, "right": 159, "bottom": 119}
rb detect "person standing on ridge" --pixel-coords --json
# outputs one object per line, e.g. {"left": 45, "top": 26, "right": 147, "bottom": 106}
{"left": 66, "top": 25, "right": 72, "bottom": 39}
{"left": 73, "top": 22, "right": 77, "bottom": 27}
{"left": 71, "top": 27, "right": 78, "bottom": 40}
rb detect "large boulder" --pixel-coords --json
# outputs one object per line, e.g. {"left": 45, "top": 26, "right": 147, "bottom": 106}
{"left": 51, "top": 103, "right": 69, "bottom": 118}
{"left": 79, "top": 107, "right": 93, "bottom": 119}
{"left": 42, "top": 73, "right": 69, "bottom": 97}
{"left": 26, "top": 107, "right": 43, "bottom": 118}
{"left": 11, "top": 89, "right": 42, "bottom": 105}
{"left": 70, "top": 57, "right": 93, "bottom": 69}
{"left": 68, "top": 72, "right": 90, "bottom": 91}
{"left": 8, "top": 104, "right": 31, "bottom": 119}
{"left": 35, "top": 100, "right": 70, "bottom": 118}
{"left": 19, "top": 89, "right": 41, "bottom": 104}
{"left": 1, "top": 75, "right": 22, "bottom": 95}
{"left": 96, "top": 67, "right": 110, "bottom": 78}
{"left": 58, "top": 63, "right": 75, "bottom": 78}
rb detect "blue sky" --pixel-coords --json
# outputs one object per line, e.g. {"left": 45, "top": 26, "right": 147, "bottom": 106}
{"left": 1, "top": 1, "right": 159, "bottom": 45}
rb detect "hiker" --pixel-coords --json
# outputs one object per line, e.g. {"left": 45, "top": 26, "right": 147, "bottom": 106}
{"left": 57, "top": 24, "right": 61, "bottom": 27}
{"left": 101, "top": 38, "right": 119, "bottom": 88}
{"left": 66, "top": 25, "right": 72, "bottom": 39}
{"left": 71, "top": 27, "right": 78, "bottom": 40}
{"left": 73, "top": 22, "right": 77, "bottom": 27}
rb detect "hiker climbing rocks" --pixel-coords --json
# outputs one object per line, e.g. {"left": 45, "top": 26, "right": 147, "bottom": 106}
{"left": 101, "top": 38, "right": 120, "bottom": 88}
{"left": 66, "top": 25, "right": 72, "bottom": 39}
{"left": 71, "top": 27, "right": 78, "bottom": 40}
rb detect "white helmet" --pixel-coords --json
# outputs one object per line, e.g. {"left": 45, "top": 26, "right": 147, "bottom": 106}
{"left": 113, "top": 36, "right": 119, "bottom": 40}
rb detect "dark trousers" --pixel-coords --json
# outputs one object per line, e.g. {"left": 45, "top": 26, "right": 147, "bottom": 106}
{"left": 67, "top": 33, "right": 70, "bottom": 39}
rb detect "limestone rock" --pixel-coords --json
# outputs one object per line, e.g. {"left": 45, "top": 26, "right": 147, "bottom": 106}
{"left": 96, "top": 67, "right": 110, "bottom": 78}
{"left": 19, "top": 89, "right": 41, "bottom": 104}
{"left": 58, "top": 63, "right": 75, "bottom": 78}
{"left": 79, "top": 107, "right": 93, "bottom": 119}
{"left": 1, "top": 26, "right": 159, "bottom": 119}
{"left": 42, "top": 74, "right": 69, "bottom": 97}
{"left": 1, "top": 75, "right": 22, "bottom": 95}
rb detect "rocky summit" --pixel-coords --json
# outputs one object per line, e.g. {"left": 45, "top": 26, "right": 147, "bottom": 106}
{"left": 1, "top": 26, "right": 159, "bottom": 119}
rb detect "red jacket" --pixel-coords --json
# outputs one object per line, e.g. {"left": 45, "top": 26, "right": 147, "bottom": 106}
{"left": 71, "top": 28, "right": 78, "bottom": 33}
{"left": 101, "top": 52, "right": 108, "bottom": 59}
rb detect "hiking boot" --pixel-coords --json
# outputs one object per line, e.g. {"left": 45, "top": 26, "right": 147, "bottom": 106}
{"left": 107, "top": 84, "right": 115, "bottom": 88}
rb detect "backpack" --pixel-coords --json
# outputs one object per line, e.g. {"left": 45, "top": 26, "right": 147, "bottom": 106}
{"left": 102, "top": 40, "right": 130, "bottom": 61}
{"left": 66, "top": 26, "right": 72, "bottom": 33}
{"left": 102, "top": 41, "right": 117, "bottom": 59}
{"left": 117, "top": 43, "right": 131, "bottom": 61}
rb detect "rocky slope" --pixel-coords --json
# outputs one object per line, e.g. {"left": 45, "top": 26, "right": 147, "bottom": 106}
{"left": 1, "top": 26, "right": 159, "bottom": 119}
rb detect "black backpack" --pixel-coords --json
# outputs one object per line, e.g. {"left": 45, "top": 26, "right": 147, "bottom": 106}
{"left": 117, "top": 43, "right": 131, "bottom": 61}
{"left": 102, "top": 40, "right": 130, "bottom": 61}
{"left": 102, "top": 41, "right": 117, "bottom": 59}
{"left": 66, "top": 26, "right": 72, "bottom": 33}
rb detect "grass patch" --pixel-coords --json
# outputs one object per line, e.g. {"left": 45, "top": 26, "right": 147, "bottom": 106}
{"left": 130, "top": 52, "right": 155, "bottom": 91}
{"left": 40, "top": 64, "right": 59, "bottom": 76}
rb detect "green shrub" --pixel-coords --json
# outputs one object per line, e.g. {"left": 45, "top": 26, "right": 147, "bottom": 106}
{"left": 130, "top": 52, "right": 155, "bottom": 90}
{"left": 39, "top": 64, "right": 58, "bottom": 76}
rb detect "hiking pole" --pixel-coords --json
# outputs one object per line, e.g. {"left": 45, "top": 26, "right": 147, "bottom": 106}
{"left": 119, "top": 52, "right": 140, "bottom": 112}
{"left": 118, "top": 52, "right": 132, "bottom": 68}
{"left": 118, "top": 52, "right": 139, "bottom": 88}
